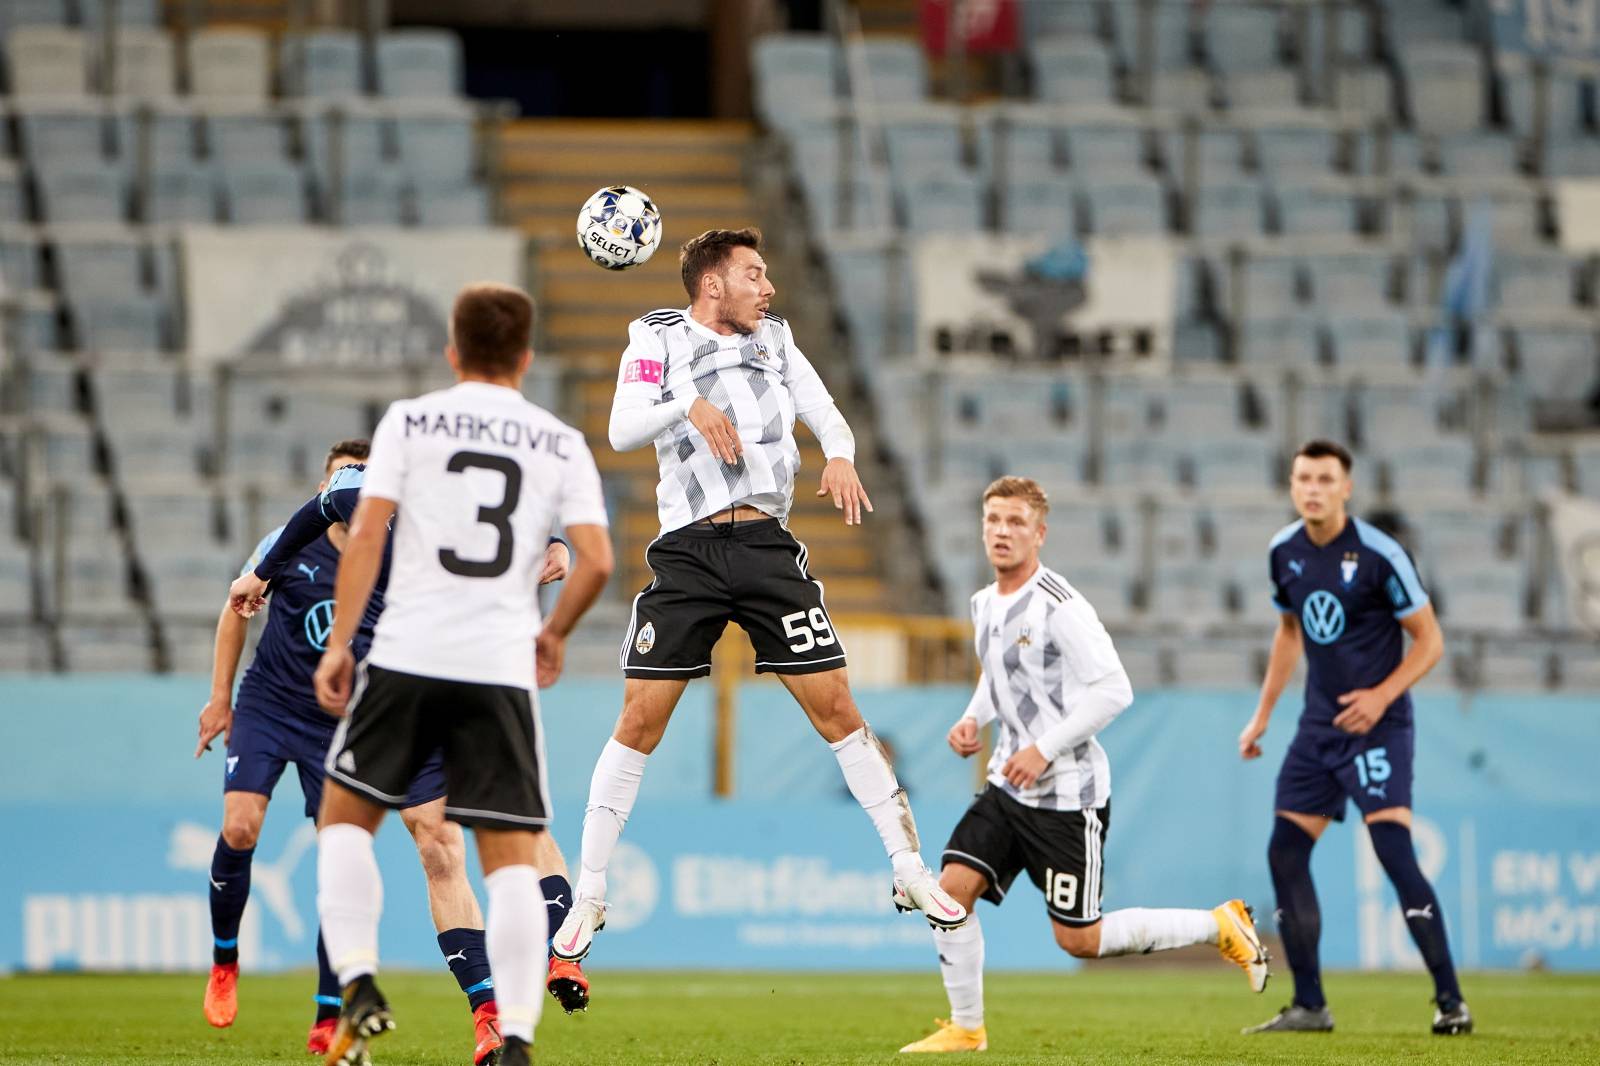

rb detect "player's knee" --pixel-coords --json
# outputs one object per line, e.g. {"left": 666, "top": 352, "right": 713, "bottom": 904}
{"left": 1052, "top": 922, "right": 1098, "bottom": 958}
{"left": 221, "top": 815, "right": 262, "bottom": 850}
{"left": 412, "top": 827, "right": 465, "bottom": 883}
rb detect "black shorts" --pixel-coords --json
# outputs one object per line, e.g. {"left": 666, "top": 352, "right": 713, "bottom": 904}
{"left": 620, "top": 517, "right": 846, "bottom": 678}
{"left": 325, "top": 665, "right": 549, "bottom": 832}
{"left": 943, "top": 785, "right": 1110, "bottom": 926}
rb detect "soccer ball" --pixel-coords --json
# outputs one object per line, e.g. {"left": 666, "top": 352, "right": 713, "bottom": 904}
{"left": 577, "top": 185, "right": 662, "bottom": 270}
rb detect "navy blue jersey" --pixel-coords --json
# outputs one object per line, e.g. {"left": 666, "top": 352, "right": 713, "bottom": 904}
{"left": 235, "top": 528, "right": 344, "bottom": 723}
{"left": 1268, "top": 516, "right": 1429, "bottom": 735}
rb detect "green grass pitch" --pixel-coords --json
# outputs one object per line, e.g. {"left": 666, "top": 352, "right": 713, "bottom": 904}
{"left": 1, "top": 969, "right": 1595, "bottom": 1064}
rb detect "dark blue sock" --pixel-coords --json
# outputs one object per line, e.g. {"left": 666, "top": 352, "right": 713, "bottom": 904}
{"left": 1368, "top": 821, "right": 1464, "bottom": 1010}
{"left": 541, "top": 874, "right": 573, "bottom": 957}
{"left": 208, "top": 836, "right": 254, "bottom": 966}
{"left": 438, "top": 927, "right": 495, "bottom": 1010}
{"left": 314, "top": 930, "right": 341, "bottom": 1022}
{"left": 1268, "top": 817, "right": 1325, "bottom": 1011}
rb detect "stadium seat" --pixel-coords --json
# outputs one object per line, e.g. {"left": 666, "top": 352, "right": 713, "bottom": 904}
{"left": 303, "top": 103, "right": 391, "bottom": 185}
{"left": 188, "top": 28, "right": 272, "bottom": 101}
{"left": 1274, "top": 180, "right": 1361, "bottom": 235}
{"left": 1222, "top": 68, "right": 1300, "bottom": 110}
{"left": 1149, "top": 68, "right": 1214, "bottom": 111}
{"left": 1544, "top": 139, "right": 1600, "bottom": 179}
{"left": 6, "top": 27, "right": 88, "bottom": 96}
{"left": 1252, "top": 119, "right": 1341, "bottom": 178}
{"left": 203, "top": 105, "right": 294, "bottom": 164}
{"left": 1202, "top": 3, "right": 1281, "bottom": 70}
{"left": 1435, "top": 132, "right": 1522, "bottom": 177}
{"left": 752, "top": 34, "right": 837, "bottom": 125}
{"left": 219, "top": 162, "right": 310, "bottom": 224}
{"left": 844, "top": 37, "right": 926, "bottom": 103}
{"left": 1236, "top": 313, "right": 1322, "bottom": 367}
{"left": 1303, "top": 250, "right": 1396, "bottom": 309}
{"left": 1171, "top": 642, "right": 1259, "bottom": 687}
{"left": 1511, "top": 322, "right": 1599, "bottom": 399}
{"left": 899, "top": 172, "right": 984, "bottom": 233}
{"left": 53, "top": 229, "right": 148, "bottom": 305}
{"left": 975, "top": 105, "right": 1061, "bottom": 180}
{"left": 392, "top": 104, "right": 477, "bottom": 184}
{"left": 1218, "top": 248, "right": 1302, "bottom": 318}
{"left": 79, "top": 0, "right": 161, "bottom": 28}
{"left": 1332, "top": 65, "right": 1393, "bottom": 120}
{"left": 333, "top": 169, "right": 407, "bottom": 225}
{"left": 0, "top": 0, "right": 69, "bottom": 33}
{"left": 1400, "top": 42, "right": 1484, "bottom": 134}
{"left": 87, "top": 357, "right": 186, "bottom": 420}
{"left": 998, "top": 178, "right": 1078, "bottom": 237}
{"left": 140, "top": 164, "right": 218, "bottom": 224}
{"left": 71, "top": 295, "right": 168, "bottom": 353}
{"left": 1361, "top": 389, "right": 1449, "bottom": 445}
{"left": 1100, "top": 438, "right": 1178, "bottom": 489}
{"left": 1474, "top": 644, "right": 1550, "bottom": 689}
{"left": 23, "top": 356, "right": 84, "bottom": 413}
{"left": 0, "top": 162, "right": 26, "bottom": 222}
{"left": 1575, "top": 440, "right": 1600, "bottom": 496}
{"left": 412, "top": 182, "right": 491, "bottom": 226}
{"left": 57, "top": 620, "right": 155, "bottom": 671}
{"left": 1414, "top": 505, "right": 1512, "bottom": 562}
{"left": 15, "top": 101, "right": 108, "bottom": 167}
{"left": 1327, "top": 311, "right": 1413, "bottom": 370}
{"left": 44, "top": 543, "right": 133, "bottom": 620}
{"left": 140, "top": 544, "right": 241, "bottom": 619}
{"left": 1495, "top": 251, "right": 1577, "bottom": 312}
{"left": 1189, "top": 436, "right": 1277, "bottom": 491}
{"left": 1063, "top": 120, "right": 1147, "bottom": 176}
{"left": 375, "top": 29, "right": 462, "bottom": 97}
{"left": 1081, "top": 177, "right": 1169, "bottom": 236}
{"left": 123, "top": 486, "right": 222, "bottom": 545}
{"left": 1190, "top": 180, "right": 1265, "bottom": 237}
{"left": 1384, "top": 439, "right": 1477, "bottom": 496}
{"left": 1147, "top": 562, "right": 1231, "bottom": 634}
{"left": 1432, "top": 560, "right": 1525, "bottom": 635}
{"left": 1020, "top": 0, "right": 1096, "bottom": 37}
{"left": 0, "top": 228, "right": 41, "bottom": 289}
{"left": 1029, "top": 36, "right": 1115, "bottom": 106}
{"left": 8, "top": 292, "right": 64, "bottom": 351}
{"left": 882, "top": 106, "right": 965, "bottom": 181}
{"left": 33, "top": 166, "right": 126, "bottom": 223}
{"left": 282, "top": 30, "right": 364, "bottom": 97}
{"left": 1183, "top": 127, "right": 1249, "bottom": 182}
{"left": 111, "top": 28, "right": 177, "bottom": 97}
{"left": 131, "top": 104, "right": 200, "bottom": 165}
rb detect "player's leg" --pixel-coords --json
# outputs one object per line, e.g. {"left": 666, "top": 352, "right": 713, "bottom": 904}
{"left": 554, "top": 677, "right": 692, "bottom": 961}
{"left": 474, "top": 829, "right": 547, "bottom": 1066}
{"left": 532, "top": 831, "right": 589, "bottom": 1014}
{"left": 290, "top": 732, "right": 348, "bottom": 1053}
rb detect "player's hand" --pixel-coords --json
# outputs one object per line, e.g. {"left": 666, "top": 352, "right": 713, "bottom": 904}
{"left": 1238, "top": 715, "right": 1268, "bottom": 760}
{"left": 1333, "top": 688, "right": 1388, "bottom": 735}
{"left": 1000, "top": 744, "right": 1049, "bottom": 789}
{"left": 535, "top": 629, "right": 566, "bottom": 689}
{"left": 948, "top": 718, "right": 982, "bottom": 758}
{"left": 195, "top": 692, "right": 232, "bottom": 758}
{"left": 687, "top": 397, "right": 742, "bottom": 465}
{"left": 314, "top": 646, "right": 356, "bottom": 716}
{"left": 229, "top": 572, "right": 269, "bottom": 618}
{"left": 816, "top": 458, "right": 873, "bottom": 526}
{"left": 539, "top": 540, "right": 571, "bottom": 585}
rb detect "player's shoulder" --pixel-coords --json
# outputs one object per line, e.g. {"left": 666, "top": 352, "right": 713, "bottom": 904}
{"left": 326, "top": 462, "right": 366, "bottom": 490}
{"left": 1351, "top": 516, "right": 1413, "bottom": 566}
{"left": 633, "top": 307, "right": 687, "bottom": 332}
{"left": 969, "top": 581, "right": 997, "bottom": 613}
{"left": 1034, "top": 566, "right": 1076, "bottom": 606}
{"left": 1268, "top": 519, "right": 1305, "bottom": 555}
{"left": 762, "top": 309, "right": 787, "bottom": 328}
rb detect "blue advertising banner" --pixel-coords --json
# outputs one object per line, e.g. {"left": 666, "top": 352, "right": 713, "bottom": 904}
{"left": 1, "top": 678, "right": 1596, "bottom": 973}
{"left": 1483, "top": 0, "right": 1600, "bottom": 61}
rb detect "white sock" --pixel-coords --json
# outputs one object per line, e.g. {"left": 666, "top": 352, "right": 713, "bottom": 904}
{"left": 316, "top": 824, "right": 383, "bottom": 986}
{"left": 1095, "top": 908, "right": 1219, "bottom": 957}
{"left": 934, "top": 913, "right": 985, "bottom": 1029}
{"left": 485, "top": 864, "right": 547, "bottom": 1044}
{"left": 830, "top": 726, "right": 925, "bottom": 879}
{"left": 575, "top": 738, "right": 648, "bottom": 901}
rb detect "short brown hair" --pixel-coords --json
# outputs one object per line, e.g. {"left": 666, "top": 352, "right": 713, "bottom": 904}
{"left": 452, "top": 283, "right": 534, "bottom": 375}
{"left": 982, "top": 476, "right": 1050, "bottom": 518}
{"left": 680, "top": 227, "right": 763, "bottom": 300}
{"left": 1295, "top": 438, "right": 1353, "bottom": 473}
{"left": 325, "top": 438, "right": 369, "bottom": 472}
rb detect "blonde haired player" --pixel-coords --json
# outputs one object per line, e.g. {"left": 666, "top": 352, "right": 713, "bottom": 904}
{"left": 900, "top": 477, "right": 1269, "bottom": 1054}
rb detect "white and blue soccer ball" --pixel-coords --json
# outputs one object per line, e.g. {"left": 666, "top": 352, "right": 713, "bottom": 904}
{"left": 577, "top": 185, "right": 662, "bottom": 271}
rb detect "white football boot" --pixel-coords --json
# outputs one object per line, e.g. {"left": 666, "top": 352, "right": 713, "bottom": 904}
{"left": 892, "top": 870, "right": 969, "bottom": 930}
{"left": 550, "top": 898, "right": 607, "bottom": 962}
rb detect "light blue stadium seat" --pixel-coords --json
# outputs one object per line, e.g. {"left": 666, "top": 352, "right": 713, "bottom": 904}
{"left": 1471, "top": 183, "right": 1543, "bottom": 245}
{"left": 141, "top": 544, "right": 241, "bottom": 618}
{"left": 1203, "top": 3, "right": 1281, "bottom": 70}
{"left": 1189, "top": 436, "right": 1276, "bottom": 491}
{"left": 1020, "top": 1, "right": 1097, "bottom": 38}
{"left": 1385, "top": 439, "right": 1476, "bottom": 495}
{"left": 1253, "top": 120, "right": 1339, "bottom": 178}
{"left": 220, "top": 162, "right": 309, "bottom": 223}
{"left": 801, "top": 174, "right": 894, "bottom": 233}
{"left": 1303, "top": 250, "right": 1395, "bottom": 309}
{"left": 1237, "top": 313, "right": 1321, "bottom": 366}
{"left": 334, "top": 170, "right": 407, "bottom": 225}
{"left": 1494, "top": 251, "right": 1575, "bottom": 312}
{"left": 1404, "top": 187, "right": 1454, "bottom": 249}
{"left": 882, "top": 108, "right": 964, "bottom": 180}
{"left": 753, "top": 34, "right": 837, "bottom": 126}
{"left": 1401, "top": 41, "right": 1484, "bottom": 134}
{"left": 1219, "top": 248, "right": 1302, "bottom": 317}
{"left": 15, "top": 102, "right": 107, "bottom": 166}
{"left": 1191, "top": 179, "right": 1265, "bottom": 237}
{"left": 1081, "top": 177, "right": 1168, "bottom": 236}
{"left": 1436, "top": 132, "right": 1521, "bottom": 177}
{"left": 1150, "top": 502, "right": 1205, "bottom": 563}
{"left": 34, "top": 166, "right": 126, "bottom": 222}
{"left": 282, "top": 30, "right": 364, "bottom": 97}
{"left": 393, "top": 106, "right": 476, "bottom": 184}
{"left": 1328, "top": 311, "right": 1412, "bottom": 370}
{"left": 375, "top": 29, "right": 462, "bottom": 97}
{"left": 304, "top": 105, "right": 391, "bottom": 184}
{"left": 1149, "top": 68, "right": 1214, "bottom": 111}
{"left": 24, "top": 355, "right": 82, "bottom": 412}
{"left": 1414, "top": 505, "right": 1511, "bottom": 562}
{"left": 1333, "top": 65, "right": 1393, "bottom": 120}
{"left": 54, "top": 231, "right": 147, "bottom": 305}
{"left": 845, "top": 37, "right": 926, "bottom": 103}
{"left": 0, "top": 162, "right": 25, "bottom": 222}
{"left": 1063, "top": 120, "right": 1147, "bottom": 175}
{"left": 1502, "top": 58, "right": 1587, "bottom": 138}
{"left": 1173, "top": 321, "right": 1222, "bottom": 362}
{"left": 1160, "top": 378, "right": 1242, "bottom": 436}
{"left": 1171, "top": 253, "right": 1211, "bottom": 320}
{"left": 111, "top": 27, "right": 176, "bottom": 97}
{"left": 976, "top": 108, "right": 1060, "bottom": 179}
{"left": 1512, "top": 323, "right": 1599, "bottom": 400}
{"left": 0, "top": 229, "right": 41, "bottom": 289}
{"left": 9, "top": 292, "right": 63, "bottom": 351}
{"left": 140, "top": 164, "right": 217, "bottom": 224}
{"left": 7, "top": 26, "right": 88, "bottom": 96}
{"left": 1184, "top": 127, "right": 1248, "bottom": 182}
{"left": 899, "top": 172, "right": 984, "bottom": 233}
{"left": 1111, "top": 1, "right": 1190, "bottom": 68}
{"left": 1148, "top": 561, "right": 1231, "bottom": 633}
{"left": 1362, "top": 388, "right": 1447, "bottom": 444}
{"left": 1543, "top": 139, "right": 1600, "bottom": 178}
{"left": 1030, "top": 35, "right": 1115, "bottom": 106}
{"left": 45, "top": 543, "right": 131, "bottom": 620}
{"left": 1274, "top": 180, "right": 1360, "bottom": 234}
{"left": 1100, "top": 437, "right": 1177, "bottom": 488}
{"left": 412, "top": 182, "right": 491, "bottom": 226}
{"left": 1432, "top": 559, "right": 1525, "bottom": 635}
{"left": 999, "top": 178, "right": 1078, "bottom": 238}
{"left": 88, "top": 358, "right": 184, "bottom": 418}
{"left": 79, "top": 0, "right": 161, "bottom": 28}
{"left": 204, "top": 106, "right": 293, "bottom": 163}
{"left": 129, "top": 105, "right": 200, "bottom": 165}
{"left": 71, "top": 295, "right": 167, "bottom": 352}
{"left": 1574, "top": 440, "right": 1600, "bottom": 496}
{"left": 0, "top": 0, "right": 69, "bottom": 31}
{"left": 122, "top": 486, "right": 219, "bottom": 545}
{"left": 188, "top": 28, "right": 271, "bottom": 101}
{"left": 1222, "top": 67, "right": 1300, "bottom": 109}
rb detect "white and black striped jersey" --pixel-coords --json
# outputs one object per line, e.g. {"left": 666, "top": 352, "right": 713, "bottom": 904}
{"left": 614, "top": 307, "right": 836, "bottom": 535}
{"left": 965, "top": 565, "right": 1125, "bottom": 811}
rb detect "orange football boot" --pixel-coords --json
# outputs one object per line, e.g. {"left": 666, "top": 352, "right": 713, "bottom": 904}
{"left": 306, "top": 1017, "right": 336, "bottom": 1055}
{"left": 204, "top": 963, "right": 238, "bottom": 1027}
{"left": 547, "top": 956, "right": 590, "bottom": 1014}
{"left": 473, "top": 1001, "right": 503, "bottom": 1066}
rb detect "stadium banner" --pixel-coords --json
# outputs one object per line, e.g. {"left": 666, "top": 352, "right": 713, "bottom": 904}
{"left": 1, "top": 679, "right": 1596, "bottom": 973}
{"left": 913, "top": 234, "right": 1175, "bottom": 366}
{"left": 1547, "top": 491, "right": 1600, "bottom": 633}
{"left": 182, "top": 227, "right": 524, "bottom": 368}
{"left": 1483, "top": 0, "right": 1600, "bottom": 60}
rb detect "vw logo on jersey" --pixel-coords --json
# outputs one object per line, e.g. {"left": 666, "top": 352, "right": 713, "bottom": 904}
{"left": 304, "top": 598, "right": 336, "bottom": 651}
{"left": 1302, "top": 590, "right": 1346, "bottom": 645}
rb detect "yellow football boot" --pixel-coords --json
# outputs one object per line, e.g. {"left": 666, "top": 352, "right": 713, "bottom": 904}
{"left": 1214, "top": 898, "right": 1271, "bottom": 993}
{"left": 899, "top": 1018, "right": 988, "bottom": 1053}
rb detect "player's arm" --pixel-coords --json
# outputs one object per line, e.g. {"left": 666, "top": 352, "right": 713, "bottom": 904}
{"left": 608, "top": 320, "right": 740, "bottom": 463}
{"left": 949, "top": 674, "right": 996, "bottom": 756}
{"left": 312, "top": 495, "right": 396, "bottom": 714}
{"left": 536, "top": 523, "right": 614, "bottom": 688}
{"left": 786, "top": 327, "right": 872, "bottom": 525}
{"left": 1332, "top": 603, "right": 1443, "bottom": 736}
{"left": 228, "top": 467, "right": 363, "bottom": 615}
{"left": 195, "top": 601, "right": 249, "bottom": 758}
{"left": 1240, "top": 611, "right": 1302, "bottom": 759}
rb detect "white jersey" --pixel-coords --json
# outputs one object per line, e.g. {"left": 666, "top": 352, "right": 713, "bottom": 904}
{"left": 616, "top": 307, "right": 835, "bottom": 534}
{"left": 967, "top": 565, "right": 1124, "bottom": 811}
{"left": 359, "top": 380, "right": 608, "bottom": 690}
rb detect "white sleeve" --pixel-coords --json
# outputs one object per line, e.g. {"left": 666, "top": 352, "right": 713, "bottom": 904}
{"left": 1055, "top": 596, "right": 1124, "bottom": 685}
{"left": 360, "top": 404, "right": 407, "bottom": 504}
{"left": 1032, "top": 668, "right": 1133, "bottom": 763}
{"left": 609, "top": 320, "right": 693, "bottom": 451}
{"left": 961, "top": 673, "right": 998, "bottom": 727}
{"left": 779, "top": 321, "right": 835, "bottom": 416}
{"left": 558, "top": 437, "right": 610, "bottom": 529}
{"left": 797, "top": 402, "right": 855, "bottom": 463}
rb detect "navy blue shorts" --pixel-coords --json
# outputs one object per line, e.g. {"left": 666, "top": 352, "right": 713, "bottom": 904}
{"left": 1273, "top": 723, "right": 1414, "bottom": 822}
{"left": 225, "top": 698, "right": 448, "bottom": 818}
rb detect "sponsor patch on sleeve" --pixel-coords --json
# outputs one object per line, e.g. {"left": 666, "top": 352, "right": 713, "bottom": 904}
{"left": 622, "top": 359, "right": 663, "bottom": 384}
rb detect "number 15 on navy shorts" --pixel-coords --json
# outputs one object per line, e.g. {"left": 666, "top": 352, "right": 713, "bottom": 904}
{"left": 1274, "top": 724, "right": 1414, "bottom": 821}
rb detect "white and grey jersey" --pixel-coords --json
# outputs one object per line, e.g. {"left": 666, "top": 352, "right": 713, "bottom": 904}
{"left": 967, "top": 566, "right": 1125, "bottom": 811}
{"left": 614, "top": 308, "right": 835, "bottom": 535}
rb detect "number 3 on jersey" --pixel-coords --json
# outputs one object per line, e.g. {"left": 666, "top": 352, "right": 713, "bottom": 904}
{"left": 438, "top": 450, "right": 522, "bottom": 579}
{"left": 781, "top": 608, "right": 836, "bottom": 653}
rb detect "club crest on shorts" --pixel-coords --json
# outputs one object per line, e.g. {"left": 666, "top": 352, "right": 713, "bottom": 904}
{"left": 635, "top": 621, "right": 656, "bottom": 655}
